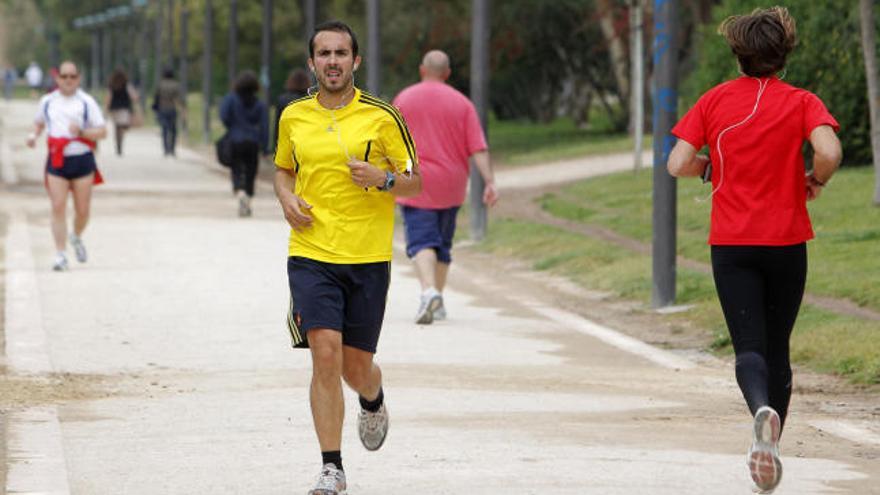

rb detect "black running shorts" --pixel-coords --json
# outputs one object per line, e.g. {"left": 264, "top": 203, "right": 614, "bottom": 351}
{"left": 45, "top": 152, "right": 97, "bottom": 180}
{"left": 286, "top": 256, "right": 390, "bottom": 353}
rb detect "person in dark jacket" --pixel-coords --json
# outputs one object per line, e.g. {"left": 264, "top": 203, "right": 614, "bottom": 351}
{"left": 220, "top": 70, "right": 269, "bottom": 217}
{"left": 273, "top": 68, "right": 311, "bottom": 150}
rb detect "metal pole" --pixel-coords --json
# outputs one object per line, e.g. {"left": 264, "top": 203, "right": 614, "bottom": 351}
{"left": 303, "top": 0, "right": 316, "bottom": 63}
{"left": 90, "top": 31, "right": 100, "bottom": 91}
{"left": 228, "top": 0, "right": 238, "bottom": 86}
{"left": 203, "top": 0, "right": 213, "bottom": 144}
{"left": 102, "top": 28, "right": 112, "bottom": 83}
{"left": 651, "top": 0, "right": 678, "bottom": 308}
{"left": 261, "top": 0, "right": 273, "bottom": 107}
{"left": 469, "top": 0, "right": 490, "bottom": 241}
{"left": 154, "top": 0, "right": 163, "bottom": 90}
{"left": 366, "top": 0, "right": 381, "bottom": 95}
{"left": 167, "top": 0, "right": 175, "bottom": 66}
{"left": 631, "top": 0, "right": 644, "bottom": 171}
{"left": 180, "top": 7, "right": 189, "bottom": 131}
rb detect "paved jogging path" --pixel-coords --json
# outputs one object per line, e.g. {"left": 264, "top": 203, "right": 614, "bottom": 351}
{"left": 1, "top": 98, "right": 877, "bottom": 494}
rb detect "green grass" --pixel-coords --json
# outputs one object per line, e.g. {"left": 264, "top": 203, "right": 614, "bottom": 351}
{"left": 489, "top": 116, "right": 652, "bottom": 167}
{"left": 481, "top": 166, "right": 880, "bottom": 383}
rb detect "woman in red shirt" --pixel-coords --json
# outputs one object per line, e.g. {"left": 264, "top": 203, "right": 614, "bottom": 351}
{"left": 667, "top": 7, "right": 841, "bottom": 494}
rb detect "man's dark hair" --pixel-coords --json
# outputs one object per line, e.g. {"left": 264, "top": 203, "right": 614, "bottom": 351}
{"left": 719, "top": 7, "right": 797, "bottom": 77}
{"left": 308, "top": 20, "right": 359, "bottom": 59}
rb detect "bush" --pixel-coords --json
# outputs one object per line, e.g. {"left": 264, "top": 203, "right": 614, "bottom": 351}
{"left": 682, "top": 0, "right": 871, "bottom": 165}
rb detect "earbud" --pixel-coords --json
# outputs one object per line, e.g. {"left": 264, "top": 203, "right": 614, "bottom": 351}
{"left": 353, "top": 64, "right": 359, "bottom": 72}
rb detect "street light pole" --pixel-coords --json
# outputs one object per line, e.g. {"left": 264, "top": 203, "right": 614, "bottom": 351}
{"left": 180, "top": 7, "right": 189, "bottom": 131}
{"left": 228, "top": 0, "right": 238, "bottom": 86}
{"left": 366, "top": 0, "right": 381, "bottom": 95}
{"left": 261, "top": 0, "right": 273, "bottom": 107}
{"left": 203, "top": 0, "right": 214, "bottom": 144}
{"left": 154, "top": 0, "right": 163, "bottom": 89}
{"left": 631, "top": 0, "right": 644, "bottom": 171}
{"left": 469, "top": 0, "right": 490, "bottom": 241}
{"left": 652, "top": 0, "right": 678, "bottom": 308}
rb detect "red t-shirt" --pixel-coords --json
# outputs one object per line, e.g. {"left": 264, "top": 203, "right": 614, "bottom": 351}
{"left": 393, "top": 81, "right": 488, "bottom": 209}
{"left": 672, "top": 76, "right": 839, "bottom": 246}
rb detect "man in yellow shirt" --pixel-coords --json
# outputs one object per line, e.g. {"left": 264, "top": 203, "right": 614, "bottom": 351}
{"left": 274, "top": 20, "right": 421, "bottom": 495}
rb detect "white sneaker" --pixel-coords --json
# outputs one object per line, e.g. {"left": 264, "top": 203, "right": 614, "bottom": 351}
{"left": 748, "top": 406, "right": 782, "bottom": 493}
{"left": 52, "top": 252, "right": 69, "bottom": 271}
{"left": 415, "top": 289, "right": 442, "bottom": 325}
{"left": 308, "top": 463, "right": 347, "bottom": 495}
{"left": 433, "top": 299, "right": 447, "bottom": 320}
{"left": 69, "top": 234, "right": 87, "bottom": 263}
{"left": 357, "top": 402, "right": 389, "bottom": 451}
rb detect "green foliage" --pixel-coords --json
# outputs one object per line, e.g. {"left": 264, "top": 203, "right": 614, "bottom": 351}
{"left": 683, "top": 0, "right": 872, "bottom": 165}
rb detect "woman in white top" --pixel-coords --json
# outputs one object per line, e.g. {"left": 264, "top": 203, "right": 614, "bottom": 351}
{"left": 26, "top": 61, "right": 107, "bottom": 271}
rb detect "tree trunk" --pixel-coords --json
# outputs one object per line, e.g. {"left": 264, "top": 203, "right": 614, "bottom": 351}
{"left": 596, "top": 0, "right": 629, "bottom": 106}
{"left": 860, "top": 0, "right": 880, "bottom": 205}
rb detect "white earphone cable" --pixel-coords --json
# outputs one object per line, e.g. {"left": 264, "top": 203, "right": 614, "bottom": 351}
{"left": 698, "top": 77, "right": 770, "bottom": 202}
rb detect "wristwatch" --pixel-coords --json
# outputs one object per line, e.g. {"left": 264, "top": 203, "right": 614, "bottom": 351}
{"left": 377, "top": 170, "right": 395, "bottom": 191}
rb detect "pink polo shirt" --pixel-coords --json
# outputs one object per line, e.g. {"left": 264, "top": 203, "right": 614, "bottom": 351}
{"left": 393, "top": 80, "right": 487, "bottom": 209}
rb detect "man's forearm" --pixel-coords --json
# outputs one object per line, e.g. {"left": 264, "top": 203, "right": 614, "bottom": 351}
{"left": 389, "top": 170, "right": 422, "bottom": 197}
{"left": 274, "top": 167, "right": 297, "bottom": 201}
{"left": 81, "top": 127, "right": 106, "bottom": 141}
{"left": 471, "top": 150, "right": 494, "bottom": 184}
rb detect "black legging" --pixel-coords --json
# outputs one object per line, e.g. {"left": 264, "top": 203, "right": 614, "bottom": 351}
{"left": 230, "top": 140, "right": 259, "bottom": 197}
{"left": 711, "top": 243, "right": 807, "bottom": 430}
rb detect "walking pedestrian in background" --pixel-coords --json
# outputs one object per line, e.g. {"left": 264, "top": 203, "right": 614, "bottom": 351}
{"left": 667, "top": 7, "right": 842, "bottom": 493}
{"left": 393, "top": 49, "right": 498, "bottom": 324}
{"left": 3, "top": 65, "right": 17, "bottom": 100}
{"left": 153, "top": 67, "right": 183, "bottom": 157}
{"left": 24, "top": 61, "right": 42, "bottom": 97}
{"left": 220, "top": 70, "right": 269, "bottom": 217}
{"left": 274, "top": 68, "right": 311, "bottom": 150}
{"left": 274, "top": 20, "right": 421, "bottom": 495}
{"left": 25, "top": 61, "right": 107, "bottom": 271}
{"left": 104, "top": 68, "right": 140, "bottom": 156}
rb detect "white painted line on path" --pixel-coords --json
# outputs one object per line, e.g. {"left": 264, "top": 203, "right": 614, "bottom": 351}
{"left": 4, "top": 210, "right": 71, "bottom": 494}
{"left": 511, "top": 296, "right": 695, "bottom": 370}
{"left": 6, "top": 408, "right": 71, "bottom": 495}
{"left": 810, "top": 420, "right": 880, "bottom": 447}
{"left": 5, "top": 211, "right": 52, "bottom": 374}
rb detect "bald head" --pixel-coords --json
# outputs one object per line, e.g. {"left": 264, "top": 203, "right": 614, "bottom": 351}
{"left": 419, "top": 50, "right": 451, "bottom": 82}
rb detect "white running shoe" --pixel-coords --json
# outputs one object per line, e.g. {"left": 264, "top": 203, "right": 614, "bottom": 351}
{"left": 69, "top": 234, "right": 87, "bottom": 263}
{"left": 415, "top": 289, "right": 442, "bottom": 325}
{"left": 52, "top": 252, "right": 69, "bottom": 271}
{"left": 748, "top": 406, "right": 782, "bottom": 493}
{"left": 433, "top": 299, "right": 447, "bottom": 320}
{"left": 308, "top": 463, "right": 346, "bottom": 495}
{"left": 357, "top": 402, "right": 389, "bottom": 451}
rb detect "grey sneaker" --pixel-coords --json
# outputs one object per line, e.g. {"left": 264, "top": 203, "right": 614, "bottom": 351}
{"left": 358, "top": 402, "right": 389, "bottom": 451}
{"left": 238, "top": 196, "right": 249, "bottom": 217}
{"left": 52, "top": 252, "right": 69, "bottom": 271}
{"left": 69, "top": 234, "right": 87, "bottom": 263}
{"left": 308, "top": 463, "right": 346, "bottom": 495}
{"left": 415, "top": 290, "right": 442, "bottom": 325}
{"left": 433, "top": 300, "right": 447, "bottom": 320}
{"left": 748, "top": 406, "right": 782, "bottom": 494}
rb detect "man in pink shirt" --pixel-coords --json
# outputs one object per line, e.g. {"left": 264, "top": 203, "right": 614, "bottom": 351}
{"left": 394, "top": 50, "right": 499, "bottom": 324}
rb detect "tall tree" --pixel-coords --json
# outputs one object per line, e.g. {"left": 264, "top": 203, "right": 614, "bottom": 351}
{"left": 860, "top": 0, "right": 880, "bottom": 205}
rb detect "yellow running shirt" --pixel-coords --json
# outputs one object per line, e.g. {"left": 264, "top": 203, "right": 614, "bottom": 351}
{"left": 275, "top": 88, "right": 417, "bottom": 263}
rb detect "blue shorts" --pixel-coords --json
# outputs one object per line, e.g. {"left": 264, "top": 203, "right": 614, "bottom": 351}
{"left": 286, "top": 256, "right": 390, "bottom": 353}
{"left": 45, "top": 152, "right": 97, "bottom": 180}
{"left": 401, "top": 205, "right": 460, "bottom": 263}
